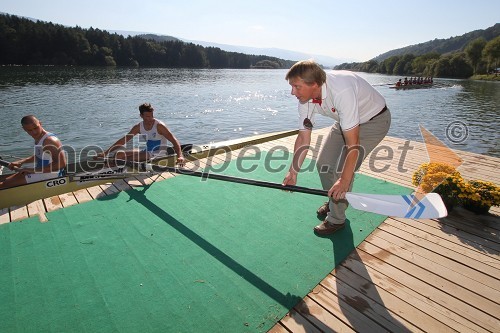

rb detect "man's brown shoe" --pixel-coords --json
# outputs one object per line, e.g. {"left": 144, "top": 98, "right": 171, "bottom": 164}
{"left": 316, "top": 202, "right": 330, "bottom": 216}
{"left": 314, "top": 220, "right": 345, "bottom": 235}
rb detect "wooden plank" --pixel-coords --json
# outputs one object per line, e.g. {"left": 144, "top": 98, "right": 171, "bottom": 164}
{"left": 9, "top": 205, "right": 29, "bottom": 222}
{"left": 358, "top": 237, "right": 500, "bottom": 314}
{"left": 292, "top": 296, "right": 356, "bottom": 333}
{"left": 320, "top": 275, "right": 423, "bottom": 332}
{"left": 86, "top": 185, "right": 108, "bottom": 200}
{"left": 26, "top": 200, "right": 48, "bottom": 222}
{"left": 365, "top": 232, "right": 500, "bottom": 303}
{"left": 99, "top": 183, "right": 120, "bottom": 195}
{"left": 111, "top": 179, "right": 132, "bottom": 192}
{"left": 58, "top": 192, "right": 79, "bottom": 208}
{"left": 73, "top": 189, "right": 94, "bottom": 204}
{"left": 387, "top": 217, "right": 500, "bottom": 265}
{"left": 354, "top": 248, "right": 499, "bottom": 332}
{"left": 277, "top": 307, "right": 322, "bottom": 333}
{"left": 377, "top": 221, "right": 500, "bottom": 282}
{"left": 158, "top": 172, "right": 176, "bottom": 180}
{"left": 307, "top": 284, "right": 390, "bottom": 333}
{"left": 340, "top": 252, "right": 487, "bottom": 332}
{"left": 337, "top": 257, "right": 482, "bottom": 333}
{"left": 44, "top": 195, "right": 63, "bottom": 212}
{"left": 267, "top": 322, "right": 290, "bottom": 333}
{"left": 333, "top": 265, "right": 456, "bottom": 333}
{"left": 372, "top": 226, "right": 500, "bottom": 291}
{"left": 125, "top": 176, "right": 148, "bottom": 187}
{"left": 0, "top": 208, "right": 10, "bottom": 224}
{"left": 397, "top": 216, "right": 500, "bottom": 256}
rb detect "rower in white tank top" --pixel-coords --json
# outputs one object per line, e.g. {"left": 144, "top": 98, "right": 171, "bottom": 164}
{"left": 26, "top": 132, "right": 65, "bottom": 183}
{"left": 139, "top": 120, "right": 168, "bottom": 156}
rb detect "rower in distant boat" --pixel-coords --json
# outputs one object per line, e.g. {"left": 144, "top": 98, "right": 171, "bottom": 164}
{"left": 95, "top": 103, "right": 185, "bottom": 167}
{"left": 0, "top": 115, "right": 67, "bottom": 189}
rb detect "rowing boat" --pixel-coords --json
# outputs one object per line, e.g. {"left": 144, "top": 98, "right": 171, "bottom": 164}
{"left": 390, "top": 83, "right": 434, "bottom": 90}
{"left": 0, "top": 129, "right": 298, "bottom": 209}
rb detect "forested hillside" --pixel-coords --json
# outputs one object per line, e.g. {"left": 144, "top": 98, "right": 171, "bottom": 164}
{"left": 0, "top": 14, "right": 294, "bottom": 69}
{"left": 335, "top": 24, "right": 500, "bottom": 79}
{"left": 372, "top": 24, "right": 499, "bottom": 62}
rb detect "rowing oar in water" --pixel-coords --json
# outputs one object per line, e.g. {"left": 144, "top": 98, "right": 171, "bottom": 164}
{"left": 136, "top": 162, "right": 447, "bottom": 219}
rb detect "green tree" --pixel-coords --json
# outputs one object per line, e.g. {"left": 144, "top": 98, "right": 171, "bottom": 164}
{"left": 393, "top": 54, "right": 415, "bottom": 75}
{"left": 412, "top": 53, "right": 440, "bottom": 76}
{"left": 432, "top": 53, "right": 472, "bottom": 78}
{"left": 381, "top": 56, "right": 400, "bottom": 74}
{"left": 465, "top": 37, "right": 486, "bottom": 74}
{"left": 482, "top": 36, "right": 500, "bottom": 72}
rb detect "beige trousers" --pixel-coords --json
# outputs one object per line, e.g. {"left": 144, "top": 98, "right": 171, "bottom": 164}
{"left": 316, "top": 109, "right": 391, "bottom": 224}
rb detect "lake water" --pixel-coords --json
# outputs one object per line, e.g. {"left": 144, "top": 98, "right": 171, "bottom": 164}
{"left": 0, "top": 67, "right": 499, "bottom": 162}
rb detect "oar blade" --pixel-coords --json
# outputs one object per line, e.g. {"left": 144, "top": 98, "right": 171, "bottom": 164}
{"left": 346, "top": 192, "right": 447, "bottom": 219}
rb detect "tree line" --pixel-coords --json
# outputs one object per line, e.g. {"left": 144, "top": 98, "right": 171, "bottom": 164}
{"left": 335, "top": 36, "right": 500, "bottom": 79}
{"left": 0, "top": 14, "right": 294, "bottom": 69}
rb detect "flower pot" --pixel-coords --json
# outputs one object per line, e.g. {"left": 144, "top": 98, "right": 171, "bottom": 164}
{"left": 440, "top": 196, "right": 456, "bottom": 212}
{"left": 463, "top": 202, "right": 491, "bottom": 214}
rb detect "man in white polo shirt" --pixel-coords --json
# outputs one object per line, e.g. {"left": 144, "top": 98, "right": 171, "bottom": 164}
{"left": 282, "top": 60, "right": 391, "bottom": 236}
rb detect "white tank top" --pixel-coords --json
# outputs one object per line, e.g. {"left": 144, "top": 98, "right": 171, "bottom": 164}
{"left": 139, "top": 120, "right": 167, "bottom": 152}
{"left": 34, "top": 132, "right": 56, "bottom": 168}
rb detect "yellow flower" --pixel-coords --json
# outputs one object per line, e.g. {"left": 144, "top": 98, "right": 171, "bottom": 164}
{"left": 464, "top": 180, "right": 500, "bottom": 207}
{"left": 413, "top": 162, "right": 499, "bottom": 211}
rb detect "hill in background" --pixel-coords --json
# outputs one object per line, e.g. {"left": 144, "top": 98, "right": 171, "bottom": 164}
{"left": 372, "top": 23, "right": 499, "bottom": 62}
{"left": 108, "top": 30, "right": 348, "bottom": 67}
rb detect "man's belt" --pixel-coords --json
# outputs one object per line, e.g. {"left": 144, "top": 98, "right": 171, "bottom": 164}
{"left": 369, "top": 105, "right": 388, "bottom": 121}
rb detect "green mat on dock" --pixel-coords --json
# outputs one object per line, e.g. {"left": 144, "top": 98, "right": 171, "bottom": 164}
{"left": 0, "top": 151, "right": 410, "bottom": 333}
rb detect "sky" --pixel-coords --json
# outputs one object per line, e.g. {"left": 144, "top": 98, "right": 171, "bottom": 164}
{"left": 1, "top": 0, "right": 499, "bottom": 62}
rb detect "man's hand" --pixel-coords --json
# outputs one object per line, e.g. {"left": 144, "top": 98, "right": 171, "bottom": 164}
{"left": 328, "top": 178, "right": 350, "bottom": 200}
{"left": 8, "top": 161, "right": 22, "bottom": 171}
{"left": 282, "top": 171, "right": 297, "bottom": 186}
{"left": 176, "top": 156, "right": 185, "bottom": 167}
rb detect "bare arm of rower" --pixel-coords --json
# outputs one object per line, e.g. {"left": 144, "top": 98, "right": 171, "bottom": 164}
{"left": 40, "top": 136, "right": 66, "bottom": 173}
{"left": 158, "top": 124, "right": 184, "bottom": 166}
{"left": 16, "top": 136, "right": 67, "bottom": 174}
{"left": 97, "top": 124, "right": 140, "bottom": 157}
{"left": 9, "top": 155, "right": 35, "bottom": 170}
{"left": 282, "top": 129, "right": 312, "bottom": 186}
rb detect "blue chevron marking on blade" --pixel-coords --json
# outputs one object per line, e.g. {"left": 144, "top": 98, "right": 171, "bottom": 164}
{"left": 402, "top": 195, "right": 416, "bottom": 218}
{"left": 401, "top": 194, "right": 426, "bottom": 218}
{"left": 413, "top": 199, "right": 426, "bottom": 218}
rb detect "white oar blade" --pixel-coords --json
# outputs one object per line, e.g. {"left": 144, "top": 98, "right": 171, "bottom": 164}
{"left": 346, "top": 192, "right": 447, "bottom": 219}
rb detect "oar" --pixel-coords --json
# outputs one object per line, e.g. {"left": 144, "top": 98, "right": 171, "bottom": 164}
{"left": 0, "top": 157, "right": 18, "bottom": 171}
{"left": 372, "top": 83, "right": 396, "bottom": 87}
{"left": 140, "top": 163, "right": 447, "bottom": 219}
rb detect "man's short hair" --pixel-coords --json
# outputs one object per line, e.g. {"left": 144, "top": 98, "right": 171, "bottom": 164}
{"left": 285, "top": 60, "right": 326, "bottom": 86}
{"left": 21, "top": 115, "right": 39, "bottom": 125}
{"left": 139, "top": 103, "right": 154, "bottom": 114}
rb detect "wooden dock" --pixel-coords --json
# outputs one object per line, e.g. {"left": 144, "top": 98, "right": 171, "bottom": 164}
{"left": 1, "top": 128, "right": 499, "bottom": 332}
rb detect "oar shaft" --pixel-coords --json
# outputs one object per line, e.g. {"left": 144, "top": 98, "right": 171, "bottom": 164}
{"left": 0, "top": 159, "right": 10, "bottom": 168}
{"left": 148, "top": 164, "right": 328, "bottom": 196}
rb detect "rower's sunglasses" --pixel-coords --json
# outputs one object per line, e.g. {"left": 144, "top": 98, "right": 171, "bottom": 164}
{"left": 303, "top": 117, "right": 313, "bottom": 130}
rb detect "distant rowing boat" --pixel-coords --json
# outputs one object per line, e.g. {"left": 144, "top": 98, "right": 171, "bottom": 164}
{"left": 390, "top": 83, "right": 434, "bottom": 90}
{"left": 0, "top": 129, "right": 298, "bottom": 209}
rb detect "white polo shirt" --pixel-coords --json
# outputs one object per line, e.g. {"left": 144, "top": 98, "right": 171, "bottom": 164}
{"left": 298, "top": 70, "right": 386, "bottom": 131}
